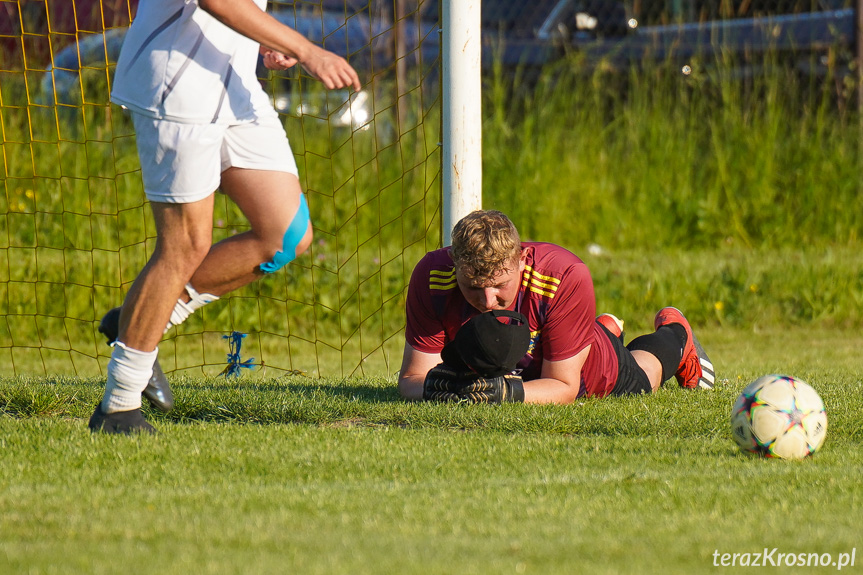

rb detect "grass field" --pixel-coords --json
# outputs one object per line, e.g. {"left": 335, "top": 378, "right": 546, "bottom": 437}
{"left": 1, "top": 325, "right": 861, "bottom": 574}
{"left": 3, "top": 33, "right": 863, "bottom": 574}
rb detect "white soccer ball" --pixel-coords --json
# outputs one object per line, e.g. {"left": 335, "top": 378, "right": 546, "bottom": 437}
{"left": 730, "top": 374, "right": 827, "bottom": 460}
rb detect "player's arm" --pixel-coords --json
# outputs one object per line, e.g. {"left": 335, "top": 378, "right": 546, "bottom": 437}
{"left": 397, "top": 343, "right": 441, "bottom": 401}
{"left": 198, "top": 0, "right": 361, "bottom": 91}
{"left": 522, "top": 346, "right": 589, "bottom": 404}
{"left": 259, "top": 46, "right": 298, "bottom": 71}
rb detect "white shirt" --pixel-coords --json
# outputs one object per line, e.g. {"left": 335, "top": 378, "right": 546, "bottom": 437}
{"left": 111, "top": 0, "right": 275, "bottom": 124}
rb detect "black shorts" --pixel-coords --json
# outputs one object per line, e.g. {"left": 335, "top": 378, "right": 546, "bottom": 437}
{"left": 597, "top": 324, "right": 653, "bottom": 396}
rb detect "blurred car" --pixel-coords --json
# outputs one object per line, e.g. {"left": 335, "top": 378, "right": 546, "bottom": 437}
{"left": 38, "top": 7, "right": 409, "bottom": 130}
{"left": 38, "top": 0, "right": 857, "bottom": 114}
{"left": 38, "top": 0, "right": 624, "bottom": 119}
{"left": 2, "top": 0, "right": 132, "bottom": 68}
{"left": 579, "top": 6, "right": 855, "bottom": 73}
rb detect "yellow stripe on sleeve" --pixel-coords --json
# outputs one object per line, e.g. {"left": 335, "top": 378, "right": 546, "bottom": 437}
{"left": 429, "top": 269, "right": 457, "bottom": 291}
{"left": 523, "top": 265, "right": 560, "bottom": 298}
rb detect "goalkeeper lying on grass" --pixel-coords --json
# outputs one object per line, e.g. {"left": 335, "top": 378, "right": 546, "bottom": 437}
{"left": 397, "top": 210, "right": 715, "bottom": 404}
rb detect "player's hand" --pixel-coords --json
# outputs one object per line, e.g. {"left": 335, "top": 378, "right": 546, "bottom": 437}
{"left": 299, "top": 45, "right": 362, "bottom": 91}
{"left": 458, "top": 374, "right": 525, "bottom": 404}
{"left": 422, "top": 363, "right": 472, "bottom": 402}
{"left": 422, "top": 364, "right": 525, "bottom": 404}
{"left": 261, "top": 49, "right": 298, "bottom": 71}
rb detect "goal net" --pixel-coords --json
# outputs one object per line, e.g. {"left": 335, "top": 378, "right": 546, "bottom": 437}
{"left": 0, "top": 0, "right": 442, "bottom": 379}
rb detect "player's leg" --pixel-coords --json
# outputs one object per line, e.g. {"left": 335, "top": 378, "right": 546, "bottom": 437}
{"left": 182, "top": 168, "right": 312, "bottom": 297}
{"left": 96, "top": 116, "right": 307, "bottom": 408}
{"left": 629, "top": 351, "right": 663, "bottom": 392}
{"left": 90, "top": 198, "right": 214, "bottom": 433}
{"left": 652, "top": 307, "right": 715, "bottom": 389}
{"left": 90, "top": 115, "right": 224, "bottom": 433}
{"left": 597, "top": 321, "right": 657, "bottom": 395}
{"left": 624, "top": 307, "right": 714, "bottom": 391}
{"left": 624, "top": 324, "right": 684, "bottom": 393}
{"left": 98, "top": 307, "right": 174, "bottom": 411}
{"left": 117, "top": 199, "right": 215, "bottom": 352}
{"left": 595, "top": 314, "right": 668, "bottom": 394}
{"left": 599, "top": 315, "right": 686, "bottom": 395}
{"left": 156, "top": 114, "right": 310, "bottom": 317}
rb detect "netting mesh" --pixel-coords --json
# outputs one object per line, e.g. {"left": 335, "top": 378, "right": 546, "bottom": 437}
{"left": 0, "top": 0, "right": 441, "bottom": 378}
{"left": 0, "top": 0, "right": 857, "bottom": 378}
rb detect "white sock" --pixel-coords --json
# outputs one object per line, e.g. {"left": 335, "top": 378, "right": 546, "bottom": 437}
{"left": 101, "top": 341, "right": 158, "bottom": 413}
{"left": 166, "top": 283, "right": 219, "bottom": 332}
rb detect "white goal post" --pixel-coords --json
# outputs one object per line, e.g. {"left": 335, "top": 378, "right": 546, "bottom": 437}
{"left": 441, "top": 0, "right": 483, "bottom": 245}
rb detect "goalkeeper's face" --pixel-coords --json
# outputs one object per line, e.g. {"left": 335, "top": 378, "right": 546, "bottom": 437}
{"left": 455, "top": 257, "right": 526, "bottom": 313}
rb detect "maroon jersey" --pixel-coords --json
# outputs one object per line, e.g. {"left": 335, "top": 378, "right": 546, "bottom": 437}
{"left": 405, "top": 242, "right": 619, "bottom": 397}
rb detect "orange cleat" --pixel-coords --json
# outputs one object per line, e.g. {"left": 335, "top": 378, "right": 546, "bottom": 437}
{"left": 597, "top": 313, "right": 625, "bottom": 340}
{"left": 654, "top": 307, "right": 715, "bottom": 389}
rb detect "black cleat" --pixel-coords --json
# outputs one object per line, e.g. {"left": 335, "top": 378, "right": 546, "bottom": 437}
{"left": 146, "top": 360, "right": 173, "bottom": 411}
{"left": 99, "top": 307, "right": 175, "bottom": 412}
{"left": 88, "top": 404, "right": 156, "bottom": 435}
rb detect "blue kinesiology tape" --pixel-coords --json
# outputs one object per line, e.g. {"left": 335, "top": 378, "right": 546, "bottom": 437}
{"left": 259, "top": 194, "right": 310, "bottom": 274}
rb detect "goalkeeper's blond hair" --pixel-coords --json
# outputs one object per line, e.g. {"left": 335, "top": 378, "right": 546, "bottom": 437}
{"left": 450, "top": 210, "right": 522, "bottom": 283}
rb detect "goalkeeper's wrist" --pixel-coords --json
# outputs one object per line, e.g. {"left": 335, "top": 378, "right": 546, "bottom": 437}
{"left": 503, "top": 374, "right": 525, "bottom": 403}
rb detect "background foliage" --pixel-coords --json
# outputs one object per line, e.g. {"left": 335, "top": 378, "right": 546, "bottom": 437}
{"left": 2, "top": 19, "right": 863, "bottom": 376}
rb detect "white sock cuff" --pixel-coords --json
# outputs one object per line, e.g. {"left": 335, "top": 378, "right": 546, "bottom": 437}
{"left": 102, "top": 341, "right": 158, "bottom": 413}
{"left": 168, "top": 283, "right": 219, "bottom": 330}
{"left": 185, "top": 283, "right": 219, "bottom": 308}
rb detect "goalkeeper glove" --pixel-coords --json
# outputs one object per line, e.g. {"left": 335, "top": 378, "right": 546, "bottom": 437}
{"left": 422, "top": 363, "right": 524, "bottom": 404}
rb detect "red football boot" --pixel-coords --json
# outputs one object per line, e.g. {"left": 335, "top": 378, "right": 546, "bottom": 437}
{"left": 596, "top": 313, "right": 624, "bottom": 340}
{"left": 654, "top": 307, "right": 715, "bottom": 389}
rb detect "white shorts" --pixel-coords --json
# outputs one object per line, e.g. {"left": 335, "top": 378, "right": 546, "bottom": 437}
{"left": 131, "top": 113, "right": 299, "bottom": 204}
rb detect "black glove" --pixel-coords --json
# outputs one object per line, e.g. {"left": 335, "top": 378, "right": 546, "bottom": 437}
{"left": 422, "top": 363, "right": 472, "bottom": 402}
{"left": 422, "top": 363, "right": 524, "bottom": 404}
{"left": 457, "top": 373, "right": 525, "bottom": 403}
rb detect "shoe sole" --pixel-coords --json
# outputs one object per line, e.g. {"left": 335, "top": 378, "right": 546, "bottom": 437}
{"left": 689, "top": 330, "right": 715, "bottom": 390}
{"left": 88, "top": 404, "right": 156, "bottom": 435}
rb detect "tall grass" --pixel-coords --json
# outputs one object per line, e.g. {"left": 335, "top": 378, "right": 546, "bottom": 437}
{"left": 2, "top": 48, "right": 862, "bottom": 376}
{"left": 1, "top": 70, "right": 440, "bottom": 376}
{"left": 484, "top": 51, "right": 862, "bottom": 251}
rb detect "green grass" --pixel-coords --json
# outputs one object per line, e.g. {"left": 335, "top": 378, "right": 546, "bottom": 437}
{"left": 1, "top": 325, "right": 862, "bottom": 574}
{"left": 2, "top": 246, "right": 862, "bottom": 383}
{"left": 2, "top": 41, "right": 862, "bottom": 573}
{"left": 3, "top": 48, "right": 863, "bottom": 377}
{"left": 483, "top": 52, "right": 862, "bottom": 251}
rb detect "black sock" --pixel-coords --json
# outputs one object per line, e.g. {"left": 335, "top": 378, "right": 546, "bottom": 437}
{"left": 627, "top": 325, "right": 686, "bottom": 383}
{"left": 665, "top": 323, "right": 687, "bottom": 349}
